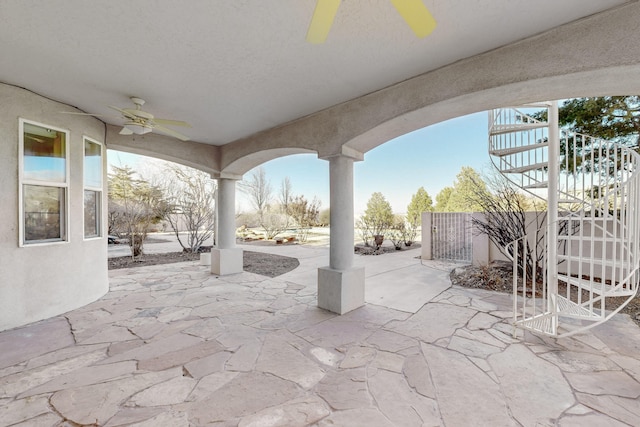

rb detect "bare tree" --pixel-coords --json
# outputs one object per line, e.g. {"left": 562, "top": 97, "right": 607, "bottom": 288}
{"left": 466, "top": 173, "right": 570, "bottom": 278}
{"left": 469, "top": 183, "right": 544, "bottom": 277}
{"left": 239, "top": 167, "right": 272, "bottom": 219}
{"left": 287, "top": 195, "right": 320, "bottom": 242}
{"left": 356, "top": 218, "right": 373, "bottom": 247}
{"left": 239, "top": 168, "right": 297, "bottom": 240}
{"left": 257, "top": 176, "right": 294, "bottom": 239}
{"left": 108, "top": 166, "right": 169, "bottom": 258}
{"left": 260, "top": 209, "right": 290, "bottom": 239}
{"left": 158, "top": 164, "right": 217, "bottom": 253}
{"left": 279, "top": 177, "right": 292, "bottom": 213}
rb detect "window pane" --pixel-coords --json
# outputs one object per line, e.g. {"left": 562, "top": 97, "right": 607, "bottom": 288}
{"left": 84, "top": 190, "right": 100, "bottom": 238}
{"left": 23, "top": 185, "right": 65, "bottom": 242}
{"left": 84, "top": 140, "right": 102, "bottom": 188}
{"left": 23, "top": 123, "right": 66, "bottom": 182}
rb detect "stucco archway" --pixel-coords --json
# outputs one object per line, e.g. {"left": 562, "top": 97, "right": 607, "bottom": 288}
{"left": 212, "top": 3, "right": 640, "bottom": 169}
{"left": 221, "top": 147, "right": 317, "bottom": 178}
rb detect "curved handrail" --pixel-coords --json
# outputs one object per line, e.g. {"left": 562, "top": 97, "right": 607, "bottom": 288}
{"left": 491, "top": 105, "right": 640, "bottom": 337}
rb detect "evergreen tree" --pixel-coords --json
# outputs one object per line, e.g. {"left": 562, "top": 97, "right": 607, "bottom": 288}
{"left": 531, "top": 97, "right": 640, "bottom": 175}
{"left": 445, "top": 167, "right": 489, "bottom": 212}
{"left": 558, "top": 96, "right": 640, "bottom": 147}
{"left": 406, "top": 187, "right": 433, "bottom": 227}
{"left": 362, "top": 192, "right": 394, "bottom": 237}
{"left": 434, "top": 186, "right": 453, "bottom": 212}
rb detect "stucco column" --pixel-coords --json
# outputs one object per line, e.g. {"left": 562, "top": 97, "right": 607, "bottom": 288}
{"left": 329, "top": 155, "right": 355, "bottom": 270}
{"left": 318, "top": 154, "right": 365, "bottom": 314}
{"left": 421, "top": 211, "right": 433, "bottom": 261}
{"left": 211, "top": 177, "right": 243, "bottom": 275}
{"left": 471, "top": 212, "right": 489, "bottom": 266}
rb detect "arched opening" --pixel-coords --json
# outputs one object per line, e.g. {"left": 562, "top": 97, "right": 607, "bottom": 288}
{"left": 235, "top": 153, "right": 330, "bottom": 246}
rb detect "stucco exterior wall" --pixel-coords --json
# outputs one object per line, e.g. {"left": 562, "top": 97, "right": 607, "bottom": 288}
{"left": 0, "top": 84, "right": 108, "bottom": 331}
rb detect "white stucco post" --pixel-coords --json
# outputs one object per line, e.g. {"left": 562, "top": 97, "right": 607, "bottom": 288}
{"left": 471, "top": 212, "right": 490, "bottom": 266}
{"left": 211, "top": 177, "right": 243, "bottom": 275}
{"left": 421, "top": 211, "right": 433, "bottom": 261}
{"left": 318, "top": 154, "right": 365, "bottom": 314}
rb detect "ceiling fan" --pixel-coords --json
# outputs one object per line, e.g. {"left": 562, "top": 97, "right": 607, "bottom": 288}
{"left": 306, "top": 0, "right": 436, "bottom": 44}
{"left": 62, "top": 97, "right": 191, "bottom": 141}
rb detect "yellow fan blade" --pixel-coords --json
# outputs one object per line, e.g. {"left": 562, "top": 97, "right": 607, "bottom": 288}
{"left": 389, "top": 0, "right": 436, "bottom": 38}
{"left": 306, "top": 0, "right": 341, "bottom": 44}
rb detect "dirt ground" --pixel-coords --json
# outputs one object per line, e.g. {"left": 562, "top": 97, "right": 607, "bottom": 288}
{"left": 108, "top": 250, "right": 299, "bottom": 278}
{"left": 450, "top": 262, "right": 640, "bottom": 328}
{"left": 354, "top": 243, "right": 421, "bottom": 255}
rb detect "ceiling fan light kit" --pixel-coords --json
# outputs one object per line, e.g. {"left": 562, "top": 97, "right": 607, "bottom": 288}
{"left": 121, "top": 122, "right": 153, "bottom": 136}
{"left": 306, "top": 0, "right": 436, "bottom": 44}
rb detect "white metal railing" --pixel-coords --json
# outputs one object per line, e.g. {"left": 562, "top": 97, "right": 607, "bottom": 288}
{"left": 489, "top": 105, "right": 550, "bottom": 193}
{"left": 490, "top": 103, "right": 640, "bottom": 337}
{"left": 505, "top": 232, "right": 554, "bottom": 336}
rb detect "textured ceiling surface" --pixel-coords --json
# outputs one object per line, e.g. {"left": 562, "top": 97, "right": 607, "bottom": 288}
{"left": 0, "top": 0, "right": 629, "bottom": 145}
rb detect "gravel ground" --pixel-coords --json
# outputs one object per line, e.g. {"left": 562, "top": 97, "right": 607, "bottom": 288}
{"left": 450, "top": 262, "right": 640, "bottom": 328}
{"left": 354, "top": 243, "right": 421, "bottom": 255}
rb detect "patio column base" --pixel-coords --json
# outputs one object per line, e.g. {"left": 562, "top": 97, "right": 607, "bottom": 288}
{"left": 211, "top": 248, "right": 243, "bottom": 275}
{"left": 317, "top": 266, "right": 365, "bottom": 314}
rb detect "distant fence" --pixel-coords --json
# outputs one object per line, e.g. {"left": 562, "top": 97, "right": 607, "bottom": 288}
{"left": 422, "top": 211, "right": 540, "bottom": 266}
{"left": 422, "top": 211, "right": 624, "bottom": 275}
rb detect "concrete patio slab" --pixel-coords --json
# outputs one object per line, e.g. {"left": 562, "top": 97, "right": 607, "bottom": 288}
{"left": 2, "top": 245, "right": 640, "bottom": 426}
{"left": 366, "top": 263, "right": 453, "bottom": 313}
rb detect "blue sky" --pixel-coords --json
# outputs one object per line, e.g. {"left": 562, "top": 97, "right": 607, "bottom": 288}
{"left": 108, "top": 111, "right": 492, "bottom": 215}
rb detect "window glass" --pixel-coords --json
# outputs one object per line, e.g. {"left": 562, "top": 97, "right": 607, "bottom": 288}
{"left": 83, "top": 137, "right": 103, "bottom": 239}
{"left": 23, "top": 185, "right": 65, "bottom": 242}
{"left": 23, "top": 122, "right": 66, "bottom": 183}
{"left": 84, "top": 140, "right": 102, "bottom": 188}
{"left": 84, "top": 190, "right": 100, "bottom": 238}
{"left": 21, "top": 120, "right": 68, "bottom": 244}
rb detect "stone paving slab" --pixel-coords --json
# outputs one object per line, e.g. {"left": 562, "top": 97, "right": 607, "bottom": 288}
{"left": 0, "top": 317, "right": 74, "bottom": 370}
{"left": 1, "top": 256, "right": 640, "bottom": 426}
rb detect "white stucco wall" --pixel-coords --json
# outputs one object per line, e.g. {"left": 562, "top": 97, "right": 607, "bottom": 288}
{"left": 0, "top": 84, "right": 108, "bottom": 331}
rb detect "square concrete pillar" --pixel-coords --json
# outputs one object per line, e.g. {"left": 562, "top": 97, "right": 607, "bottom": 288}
{"left": 471, "top": 212, "right": 490, "bottom": 266}
{"left": 211, "top": 248, "right": 243, "bottom": 275}
{"left": 200, "top": 252, "right": 211, "bottom": 266}
{"left": 317, "top": 266, "right": 365, "bottom": 314}
{"left": 421, "top": 211, "right": 433, "bottom": 261}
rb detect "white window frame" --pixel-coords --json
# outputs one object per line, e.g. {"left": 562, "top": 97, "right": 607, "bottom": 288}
{"left": 18, "top": 118, "right": 70, "bottom": 246}
{"left": 83, "top": 136, "right": 103, "bottom": 240}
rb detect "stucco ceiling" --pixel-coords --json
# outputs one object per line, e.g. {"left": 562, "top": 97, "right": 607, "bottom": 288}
{"left": 0, "top": 0, "right": 629, "bottom": 146}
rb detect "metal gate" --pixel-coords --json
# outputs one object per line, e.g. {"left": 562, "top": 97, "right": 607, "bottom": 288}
{"left": 431, "top": 213, "right": 473, "bottom": 262}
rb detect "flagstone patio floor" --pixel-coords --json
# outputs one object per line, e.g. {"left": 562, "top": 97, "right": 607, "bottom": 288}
{"left": 2, "top": 246, "right": 640, "bottom": 426}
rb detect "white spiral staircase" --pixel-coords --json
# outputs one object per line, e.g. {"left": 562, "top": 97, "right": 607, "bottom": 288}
{"left": 489, "top": 102, "right": 640, "bottom": 337}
